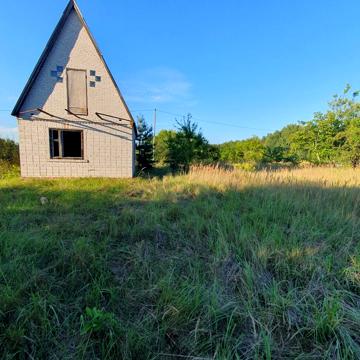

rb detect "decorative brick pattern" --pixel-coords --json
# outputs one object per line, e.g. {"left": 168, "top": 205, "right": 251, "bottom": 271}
{"left": 89, "top": 70, "right": 102, "bottom": 87}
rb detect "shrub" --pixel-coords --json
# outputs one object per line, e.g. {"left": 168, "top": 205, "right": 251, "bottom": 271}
{"left": 0, "top": 160, "right": 20, "bottom": 179}
{"left": 0, "top": 138, "right": 19, "bottom": 165}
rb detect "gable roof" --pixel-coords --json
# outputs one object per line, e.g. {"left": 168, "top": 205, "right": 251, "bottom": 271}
{"left": 12, "top": 0, "right": 136, "bottom": 135}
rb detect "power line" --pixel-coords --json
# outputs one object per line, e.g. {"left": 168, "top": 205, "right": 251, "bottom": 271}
{"left": 156, "top": 109, "right": 275, "bottom": 132}
{"left": 129, "top": 109, "right": 154, "bottom": 113}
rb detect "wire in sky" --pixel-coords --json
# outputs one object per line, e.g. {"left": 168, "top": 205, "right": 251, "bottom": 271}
{"left": 156, "top": 109, "right": 275, "bottom": 132}
{"left": 129, "top": 109, "right": 154, "bottom": 112}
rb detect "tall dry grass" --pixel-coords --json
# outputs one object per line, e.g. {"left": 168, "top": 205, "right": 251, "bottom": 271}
{"left": 187, "top": 164, "right": 360, "bottom": 188}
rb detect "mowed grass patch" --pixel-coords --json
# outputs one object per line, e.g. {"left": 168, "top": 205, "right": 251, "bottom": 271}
{"left": 0, "top": 167, "right": 360, "bottom": 359}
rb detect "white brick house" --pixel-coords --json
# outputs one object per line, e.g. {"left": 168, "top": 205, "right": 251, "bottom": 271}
{"left": 12, "top": 0, "right": 136, "bottom": 178}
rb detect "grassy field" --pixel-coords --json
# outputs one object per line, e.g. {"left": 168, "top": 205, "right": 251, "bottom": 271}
{"left": 1, "top": 166, "right": 360, "bottom": 359}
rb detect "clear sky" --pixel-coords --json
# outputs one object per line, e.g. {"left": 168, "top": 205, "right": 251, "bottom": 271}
{"left": 1, "top": 0, "right": 360, "bottom": 143}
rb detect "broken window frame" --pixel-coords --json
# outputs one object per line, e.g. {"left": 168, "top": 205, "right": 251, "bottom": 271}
{"left": 49, "top": 129, "right": 84, "bottom": 160}
{"left": 66, "top": 68, "right": 88, "bottom": 115}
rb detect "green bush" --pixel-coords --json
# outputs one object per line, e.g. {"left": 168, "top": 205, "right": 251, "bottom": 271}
{"left": 0, "top": 160, "right": 20, "bottom": 179}
{"left": 0, "top": 138, "right": 19, "bottom": 165}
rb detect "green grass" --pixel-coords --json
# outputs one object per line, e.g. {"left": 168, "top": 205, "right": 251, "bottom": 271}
{"left": 1, "top": 167, "right": 360, "bottom": 359}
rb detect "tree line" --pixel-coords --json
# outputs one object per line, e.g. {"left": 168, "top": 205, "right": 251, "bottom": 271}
{"left": 137, "top": 86, "right": 360, "bottom": 171}
{"left": 219, "top": 86, "right": 360, "bottom": 168}
{"left": 1, "top": 85, "right": 359, "bottom": 171}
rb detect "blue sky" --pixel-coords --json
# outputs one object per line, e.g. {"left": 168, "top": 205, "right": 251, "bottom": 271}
{"left": 1, "top": 0, "right": 360, "bottom": 143}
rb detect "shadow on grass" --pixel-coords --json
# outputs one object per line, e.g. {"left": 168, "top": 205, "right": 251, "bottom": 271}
{"left": 0, "top": 179, "right": 360, "bottom": 359}
{"left": 136, "top": 165, "right": 175, "bottom": 179}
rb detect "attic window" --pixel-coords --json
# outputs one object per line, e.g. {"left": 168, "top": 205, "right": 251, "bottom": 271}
{"left": 66, "top": 69, "right": 88, "bottom": 115}
{"left": 49, "top": 129, "right": 83, "bottom": 159}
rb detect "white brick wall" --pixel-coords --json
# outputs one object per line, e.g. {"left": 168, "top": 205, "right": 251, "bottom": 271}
{"left": 17, "top": 9, "right": 135, "bottom": 178}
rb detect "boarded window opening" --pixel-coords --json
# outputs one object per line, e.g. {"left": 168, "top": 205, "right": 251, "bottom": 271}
{"left": 66, "top": 69, "right": 88, "bottom": 115}
{"left": 49, "top": 129, "right": 83, "bottom": 159}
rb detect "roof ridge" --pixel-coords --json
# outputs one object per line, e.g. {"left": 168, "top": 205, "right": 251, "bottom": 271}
{"left": 12, "top": 0, "right": 74, "bottom": 116}
{"left": 12, "top": 0, "right": 135, "bottom": 131}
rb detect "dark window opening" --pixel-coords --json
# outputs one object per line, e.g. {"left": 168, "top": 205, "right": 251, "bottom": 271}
{"left": 49, "top": 129, "right": 83, "bottom": 159}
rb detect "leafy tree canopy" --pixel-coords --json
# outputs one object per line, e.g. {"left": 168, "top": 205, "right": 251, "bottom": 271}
{"left": 166, "top": 114, "right": 215, "bottom": 172}
{"left": 154, "top": 130, "right": 176, "bottom": 165}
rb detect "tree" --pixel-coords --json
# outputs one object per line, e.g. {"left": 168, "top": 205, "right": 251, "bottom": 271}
{"left": 206, "top": 144, "right": 221, "bottom": 163}
{"left": 337, "top": 118, "right": 360, "bottom": 167}
{"left": 0, "top": 138, "right": 19, "bottom": 164}
{"left": 166, "top": 114, "right": 211, "bottom": 172}
{"left": 136, "top": 116, "right": 153, "bottom": 170}
{"left": 219, "top": 137, "right": 265, "bottom": 164}
{"left": 263, "top": 86, "right": 360, "bottom": 166}
{"left": 154, "top": 130, "right": 176, "bottom": 164}
{"left": 264, "top": 146, "right": 286, "bottom": 163}
{"left": 152, "top": 85, "right": 360, "bottom": 169}
{"left": 263, "top": 124, "right": 301, "bottom": 163}
{"left": 240, "top": 137, "right": 265, "bottom": 163}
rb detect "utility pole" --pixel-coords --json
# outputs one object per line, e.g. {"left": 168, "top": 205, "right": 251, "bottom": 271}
{"left": 152, "top": 108, "right": 157, "bottom": 161}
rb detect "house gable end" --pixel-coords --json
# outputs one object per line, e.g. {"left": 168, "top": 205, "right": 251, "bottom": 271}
{"left": 12, "top": 0, "right": 135, "bottom": 135}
